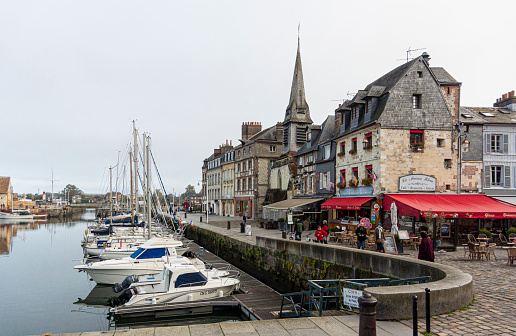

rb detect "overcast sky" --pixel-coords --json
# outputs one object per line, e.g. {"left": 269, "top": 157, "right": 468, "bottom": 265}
{"left": 2, "top": 1, "right": 514, "bottom": 196}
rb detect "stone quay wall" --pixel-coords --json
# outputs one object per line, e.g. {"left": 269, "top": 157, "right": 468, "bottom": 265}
{"left": 186, "top": 225, "right": 473, "bottom": 320}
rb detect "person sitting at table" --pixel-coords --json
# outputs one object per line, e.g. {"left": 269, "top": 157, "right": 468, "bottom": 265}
{"left": 418, "top": 231, "right": 434, "bottom": 262}
{"left": 314, "top": 225, "right": 327, "bottom": 244}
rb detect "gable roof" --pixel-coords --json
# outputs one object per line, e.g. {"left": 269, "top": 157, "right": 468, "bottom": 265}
{"left": 294, "top": 115, "right": 335, "bottom": 156}
{"left": 0, "top": 177, "right": 11, "bottom": 194}
{"left": 430, "top": 67, "right": 460, "bottom": 85}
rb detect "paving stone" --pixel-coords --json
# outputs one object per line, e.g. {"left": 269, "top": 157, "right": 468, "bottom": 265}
{"left": 250, "top": 320, "right": 290, "bottom": 336}
{"left": 219, "top": 321, "right": 257, "bottom": 334}
{"left": 307, "top": 317, "right": 355, "bottom": 336}
{"left": 154, "top": 326, "right": 189, "bottom": 336}
{"left": 277, "top": 318, "right": 317, "bottom": 330}
{"left": 114, "top": 328, "right": 154, "bottom": 336}
{"left": 189, "top": 323, "right": 223, "bottom": 336}
{"left": 80, "top": 332, "right": 116, "bottom": 336}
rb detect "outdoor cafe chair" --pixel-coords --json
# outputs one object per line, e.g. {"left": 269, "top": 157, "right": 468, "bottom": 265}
{"left": 476, "top": 244, "right": 487, "bottom": 260}
{"left": 509, "top": 233, "right": 516, "bottom": 241}
{"left": 507, "top": 248, "right": 516, "bottom": 266}
{"left": 467, "top": 234, "right": 478, "bottom": 244}
{"left": 486, "top": 243, "right": 497, "bottom": 261}
{"left": 468, "top": 243, "right": 479, "bottom": 260}
{"left": 366, "top": 235, "right": 376, "bottom": 249}
{"left": 498, "top": 233, "right": 508, "bottom": 246}
{"left": 328, "top": 231, "right": 336, "bottom": 243}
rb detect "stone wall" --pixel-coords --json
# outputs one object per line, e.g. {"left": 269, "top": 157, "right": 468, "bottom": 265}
{"left": 186, "top": 225, "right": 473, "bottom": 320}
{"left": 380, "top": 128, "right": 457, "bottom": 192}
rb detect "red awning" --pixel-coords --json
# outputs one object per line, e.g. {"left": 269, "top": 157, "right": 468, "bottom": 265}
{"left": 383, "top": 194, "right": 516, "bottom": 219}
{"left": 321, "top": 197, "right": 375, "bottom": 210}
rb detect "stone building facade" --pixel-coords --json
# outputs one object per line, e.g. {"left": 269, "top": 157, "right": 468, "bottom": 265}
{"left": 0, "top": 177, "right": 12, "bottom": 209}
{"left": 234, "top": 123, "right": 283, "bottom": 219}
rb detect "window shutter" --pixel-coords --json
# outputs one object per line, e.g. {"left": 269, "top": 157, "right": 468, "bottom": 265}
{"left": 504, "top": 134, "right": 509, "bottom": 154}
{"left": 505, "top": 166, "right": 511, "bottom": 188}
{"left": 484, "top": 134, "right": 490, "bottom": 154}
{"left": 484, "top": 165, "right": 491, "bottom": 188}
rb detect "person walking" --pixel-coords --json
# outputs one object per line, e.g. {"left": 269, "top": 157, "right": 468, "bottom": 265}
{"left": 374, "top": 223, "right": 385, "bottom": 253}
{"left": 321, "top": 220, "right": 329, "bottom": 244}
{"left": 356, "top": 222, "right": 367, "bottom": 250}
{"left": 418, "top": 231, "right": 435, "bottom": 262}
{"left": 315, "top": 225, "right": 327, "bottom": 244}
{"left": 243, "top": 213, "right": 247, "bottom": 224}
{"left": 295, "top": 219, "right": 303, "bottom": 241}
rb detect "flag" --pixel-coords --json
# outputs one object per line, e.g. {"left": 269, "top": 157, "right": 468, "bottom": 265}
{"left": 353, "top": 175, "right": 358, "bottom": 185}
{"left": 372, "top": 171, "right": 378, "bottom": 181}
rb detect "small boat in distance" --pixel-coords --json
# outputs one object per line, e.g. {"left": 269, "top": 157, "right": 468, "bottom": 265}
{"left": 0, "top": 210, "right": 34, "bottom": 220}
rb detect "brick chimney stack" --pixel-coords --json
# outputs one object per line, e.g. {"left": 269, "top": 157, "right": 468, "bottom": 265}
{"left": 241, "top": 122, "right": 262, "bottom": 141}
{"left": 494, "top": 90, "right": 516, "bottom": 111}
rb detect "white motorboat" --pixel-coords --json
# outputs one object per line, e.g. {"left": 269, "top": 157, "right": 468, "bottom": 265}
{"left": 74, "top": 237, "right": 202, "bottom": 284}
{"left": 110, "top": 263, "right": 240, "bottom": 307}
{"left": 99, "top": 237, "right": 189, "bottom": 260}
{"left": 0, "top": 211, "right": 34, "bottom": 220}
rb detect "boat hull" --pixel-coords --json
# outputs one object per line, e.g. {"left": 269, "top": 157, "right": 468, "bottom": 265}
{"left": 124, "top": 280, "right": 240, "bottom": 306}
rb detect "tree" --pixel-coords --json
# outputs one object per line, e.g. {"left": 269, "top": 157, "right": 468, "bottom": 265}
{"left": 181, "top": 185, "right": 196, "bottom": 198}
{"left": 61, "top": 184, "right": 84, "bottom": 202}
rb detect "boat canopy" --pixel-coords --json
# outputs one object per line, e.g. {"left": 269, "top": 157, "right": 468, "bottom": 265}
{"left": 175, "top": 272, "right": 208, "bottom": 288}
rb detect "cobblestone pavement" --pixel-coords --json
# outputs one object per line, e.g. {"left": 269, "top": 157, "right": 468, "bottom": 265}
{"left": 392, "top": 247, "right": 516, "bottom": 336}
{"left": 183, "top": 213, "right": 516, "bottom": 336}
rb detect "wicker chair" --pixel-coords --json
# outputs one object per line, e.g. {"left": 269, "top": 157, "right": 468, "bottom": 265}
{"left": 486, "top": 243, "right": 497, "bottom": 261}
{"left": 498, "top": 233, "right": 508, "bottom": 246}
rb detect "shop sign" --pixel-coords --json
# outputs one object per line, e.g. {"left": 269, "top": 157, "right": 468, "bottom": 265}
{"left": 399, "top": 175, "right": 436, "bottom": 191}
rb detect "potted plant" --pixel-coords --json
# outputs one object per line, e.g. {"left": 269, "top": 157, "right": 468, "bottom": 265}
{"left": 348, "top": 149, "right": 357, "bottom": 155}
{"left": 336, "top": 182, "right": 345, "bottom": 189}
{"left": 349, "top": 180, "right": 358, "bottom": 188}
{"left": 479, "top": 228, "right": 492, "bottom": 238}
{"left": 362, "top": 177, "right": 373, "bottom": 186}
{"left": 506, "top": 227, "right": 516, "bottom": 238}
{"left": 337, "top": 152, "right": 346, "bottom": 157}
{"left": 411, "top": 142, "right": 424, "bottom": 151}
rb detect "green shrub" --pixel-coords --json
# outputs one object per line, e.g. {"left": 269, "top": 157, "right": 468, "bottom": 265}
{"left": 479, "top": 228, "right": 492, "bottom": 238}
{"left": 506, "top": 227, "right": 516, "bottom": 237}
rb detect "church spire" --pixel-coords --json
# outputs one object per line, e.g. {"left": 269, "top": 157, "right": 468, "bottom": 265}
{"left": 284, "top": 35, "right": 312, "bottom": 124}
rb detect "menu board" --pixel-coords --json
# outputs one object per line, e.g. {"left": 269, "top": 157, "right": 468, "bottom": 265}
{"left": 398, "top": 230, "right": 410, "bottom": 240}
{"left": 384, "top": 234, "right": 398, "bottom": 254}
{"left": 440, "top": 223, "right": 450, "bottom": 238}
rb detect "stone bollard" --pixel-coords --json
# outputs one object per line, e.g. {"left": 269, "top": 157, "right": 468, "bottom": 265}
{"left": 200, "top": 216, "right": 203, "bottom": 222}
{"left": 227, "top": 221, "right": 231, "bottom": 230}
{"left": 358, "top": 293, "right": 377, "bottom": 336}
{"left": 184, "top": 212, "right": 187, "bottom": 219}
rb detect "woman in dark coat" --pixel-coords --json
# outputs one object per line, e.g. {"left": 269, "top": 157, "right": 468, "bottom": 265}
{"left": 418, "top": 231, "right": 434, "bottom": 262}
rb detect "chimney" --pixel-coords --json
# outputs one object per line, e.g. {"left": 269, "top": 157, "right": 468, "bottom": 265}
{"left": 494, "top": 90, "right": 516, "bottom": 111}
{"left": 241, "top": 121, "right": 262, "bottom": 140}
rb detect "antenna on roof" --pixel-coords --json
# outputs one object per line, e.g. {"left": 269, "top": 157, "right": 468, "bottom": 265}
{"left": 331, "top": 99, "right": 346, "bottom": 103}
{"left": 397, "top": 47, "right": 426, "bottom": 62}
{"left": 346, "top": 91, "right": 357, "bottom": 98}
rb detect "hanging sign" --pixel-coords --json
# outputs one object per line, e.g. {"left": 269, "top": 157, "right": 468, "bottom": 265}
{"left": 399, "top": 175, "right": 436, "bottom": 191}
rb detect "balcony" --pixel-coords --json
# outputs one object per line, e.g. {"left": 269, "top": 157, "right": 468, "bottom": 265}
{"left": 339, "top": 186, "right": 374, "bottom": 196}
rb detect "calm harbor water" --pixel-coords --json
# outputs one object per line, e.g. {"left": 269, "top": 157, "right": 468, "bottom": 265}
{"left": 0, "top": 211, "right": 240, "bottom": 336}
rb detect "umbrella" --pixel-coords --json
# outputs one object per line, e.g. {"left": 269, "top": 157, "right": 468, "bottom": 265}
{"left": 391, "top": 201, "right": 399, "bottom": 235}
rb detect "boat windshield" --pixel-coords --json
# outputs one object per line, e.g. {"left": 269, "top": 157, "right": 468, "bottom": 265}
{"left": 175, "top": 272, "right": 208, "bottom": 288}
{"left": 129, "top": 248, "right": 145, "bottom": 259}
{"left": 132, "top": 247, "right": 167, "bottom": 259}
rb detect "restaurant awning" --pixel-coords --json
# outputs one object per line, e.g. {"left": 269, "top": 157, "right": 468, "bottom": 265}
{"left": 263, "top": 198, "right": 325, "bottom": 210}
{"left": 383, "top": 194, "right": 516, "bottom": 219}
{"left": 321, "top": 197, "right": 375, "bottom": 210}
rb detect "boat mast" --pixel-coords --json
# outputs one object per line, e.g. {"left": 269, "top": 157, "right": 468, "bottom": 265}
{"left": 146, "top": 135, "right": 152, "bottom": 240}
{"left": 133, "top": 121, "right": 139, "bottom": 219}
{"left": 109, "top": 166, "right": 113, "bottom": 225}
{"left": 130, "top": 151, "right": 134, "bottom": 226}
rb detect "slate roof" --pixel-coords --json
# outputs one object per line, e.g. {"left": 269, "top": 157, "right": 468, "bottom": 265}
{"left": 461, "top": 106, "right": 516, "bottom": 124}
{"left": 334, "top": 54, "right": 455, "bottom": 138}
{"left": 430, "top": 67, "right": 460, "bottom": 85}
{"left": 294, "top": 115, "right": 335, "bottom": 156}
{"left": 0, "top": 177, "right": 10, "bottom": 194}
{"left": 248, "top": 124, "right": 280, "bottom": 142}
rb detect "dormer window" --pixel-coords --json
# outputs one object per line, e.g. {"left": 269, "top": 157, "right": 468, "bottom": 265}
{"left": 352, "top": 106, "right": 359, "bottom": 120}
{"left": 307, "top": 132, "right": 311, "bottom": 141}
